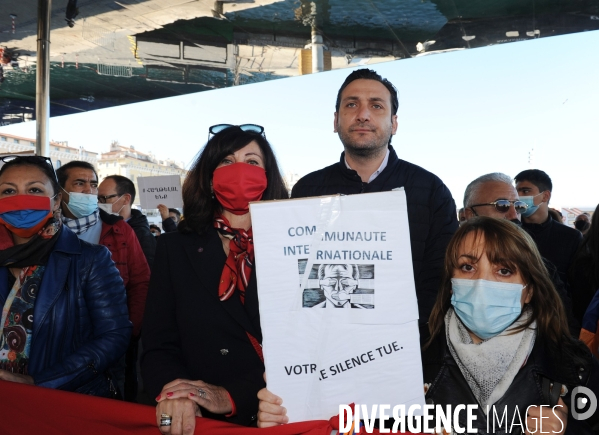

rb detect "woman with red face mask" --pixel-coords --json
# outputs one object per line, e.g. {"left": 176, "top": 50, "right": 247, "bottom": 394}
{"left": 0, "top": 156, "right": 131, "bottom": 396}
{"left": 141, "top": 125, "right": 288, "bottom": 432}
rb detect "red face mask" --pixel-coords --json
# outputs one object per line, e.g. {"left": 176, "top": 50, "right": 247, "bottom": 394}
{"left": 212, "top": 163, "right": 267, "bottom": 215}
{"left": 0, "top": 195, "right": 53, "bottom": 238}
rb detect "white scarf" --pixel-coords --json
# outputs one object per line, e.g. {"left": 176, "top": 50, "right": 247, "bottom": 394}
{"left": 62, "top": 208, "right": 100, "bottom": 235}
{"left": 445, "top": 308, "right": 536, "bottom": 410}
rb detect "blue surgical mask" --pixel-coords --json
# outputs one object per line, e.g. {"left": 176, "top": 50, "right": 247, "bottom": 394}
{"left": 519, "top": 192, "right": 544, "bottom": 218}
{"left": 63, "top": 189, "right": 98, "bottom": 218}
{"left": 451, "top": 278, "right": 526, "bottom": 340}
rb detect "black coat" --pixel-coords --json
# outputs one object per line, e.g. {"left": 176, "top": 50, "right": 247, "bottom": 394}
{"left": 291, "top": 145, "right": 458, "bottom": 322}
{"left": 422, "top": 323, "right": 599, "bottom": 434}
{"left": 128, "top": 208, "right": 156, "bottom": 267}
{"left": 162, "top": 217, "right": 178, "bottom": 233}
{"left": 522, "top": 218, "right": 582, "bottom": 294}
{"left": 140, "top": 228, "right": 265, "bottom": 426}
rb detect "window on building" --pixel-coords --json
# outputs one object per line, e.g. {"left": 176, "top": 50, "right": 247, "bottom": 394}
{"left": 55, "top": 147, "right": 60, "bottom": 151}
{"left": 30, "top": 141, "right": 35, "bottom": 146}
{"left": 13, "top": 139, "right": 19, "bottom": 144}
{"left": 55, "top": 160, "right": 62, "bottom": 168}
{"left": 0, "top": 136, "right": 6, "bottom": 142}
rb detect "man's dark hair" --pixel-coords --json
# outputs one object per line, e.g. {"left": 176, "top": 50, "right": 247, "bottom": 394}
{"left": 514, "top": 169, "right": 553, "bottom": 192}
{"left": 56, "top": 160, "right": 98, "bottom": 188}
{"left": 105, "top": 174, "right": 136, "bottom": 204}
{"left": 149, "top": 224, "right": 161, "bottom": 232}
{"left": 335, "top": 69, "right": 399, "bottom": 116}
{"left": 168, "top": 208, "right": 181, "bottom": 218}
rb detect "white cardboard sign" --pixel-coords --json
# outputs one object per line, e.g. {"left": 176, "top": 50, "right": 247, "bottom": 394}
{"left": 250, "top": 190, "right": 425, "bottom": 422}
{"left": 137, "top": 175, "right": 183, "bottom": 209}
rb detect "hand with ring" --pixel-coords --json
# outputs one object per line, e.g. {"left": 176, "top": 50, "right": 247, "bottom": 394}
{"left": 155, "top": 379, "right": 233, "bottom": 434}
{"left": 159, "top": 413, "right": 172, "bottom": 427}
{"left": 155, "top": 397, "right": 200, "bottom": 435}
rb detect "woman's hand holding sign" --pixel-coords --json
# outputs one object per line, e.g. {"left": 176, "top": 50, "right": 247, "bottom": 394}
{"left": 257, "top": 387, "right": 288, "bottom": 428}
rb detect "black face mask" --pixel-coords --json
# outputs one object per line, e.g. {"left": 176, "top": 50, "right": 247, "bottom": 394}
{"left": 575, "top": 220, "right": 590, "bottom": 231}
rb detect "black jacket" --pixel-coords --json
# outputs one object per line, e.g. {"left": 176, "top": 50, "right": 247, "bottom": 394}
{"left": 422, "top": 323, "right": 599, "bottom": 434}
{"left": 127, "top": 208, "right": 156, "bottom": 267}
{"left": 522, "top": 217, "right": 582, "bottom": 294}
{"left": 570, "top": 246, "right": 599, "bottom": 326}
{"left": 291, "top": 146, "right": 458, "bottom": 321}
{"left": 141, "top": 228, "right": 264, "bottom": 426}
{"left": 162, "top": 217, "right": 178, "bottom": 233}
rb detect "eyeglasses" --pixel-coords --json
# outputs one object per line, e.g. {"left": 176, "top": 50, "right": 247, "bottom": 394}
{"left": 469, "top": 200, "right": 528, "bottom": 215}
{"left": 0, "top": 155, "right": 59, "bottom": 184}
{"left": 98, "top": 193, "right": 121, "bottom": 204}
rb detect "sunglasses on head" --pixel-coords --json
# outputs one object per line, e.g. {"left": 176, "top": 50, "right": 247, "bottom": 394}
{"left": 0, "top": 155, "right": 59, "bottom": 184}
{"left": 208, "top": 124, "right": 265, "bottom": 138}
{"left": 469, "top": 199, "right": 528, "bottom": 215}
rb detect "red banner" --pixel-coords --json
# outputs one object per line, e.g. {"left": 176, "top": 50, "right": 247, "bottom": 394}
{"left": 3, "top": 380, "right": 423, "bottom": 435}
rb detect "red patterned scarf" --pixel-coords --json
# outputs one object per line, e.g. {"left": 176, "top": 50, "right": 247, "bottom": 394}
{"left": 214, "top": 215, "right": 263, "bottom": 361}
{"left": 214, "top": 215, "right": 254, "bottom": 303}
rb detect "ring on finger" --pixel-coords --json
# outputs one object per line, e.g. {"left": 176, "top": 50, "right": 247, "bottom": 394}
{"left": 159, "top": 413, "right": 172, "bottom": 427}
{"left": 197, "top": 388, "right": 207, "bottom": 399}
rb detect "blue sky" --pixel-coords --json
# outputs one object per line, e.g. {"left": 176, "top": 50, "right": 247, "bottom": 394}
{"left": 1, "top": 29, "right": 598, "bottom": 209}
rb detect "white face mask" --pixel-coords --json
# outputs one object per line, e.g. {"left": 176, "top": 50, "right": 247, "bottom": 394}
{"left": 98, "top": 195, "right": 125, "bottom": 216}
{"left": 98, "top": 203, "right": 116, "bottom": 215}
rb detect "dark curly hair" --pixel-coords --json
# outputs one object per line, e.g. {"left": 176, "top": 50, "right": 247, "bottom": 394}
{"left": 179, "top": 125, "right": 288, "bottom": 234}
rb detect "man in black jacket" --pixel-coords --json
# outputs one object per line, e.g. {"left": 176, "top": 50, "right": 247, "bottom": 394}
{"left": 514, "top": 169, "right": 582, "bottom": 292}
{"left": 98, "top": 175, "right": 156, "bottom": 267}
{"left": 291, "top": 69, "right": 458, "bottom": 322}
{"left": 157, "top": 204, "right": 180, "bottom": 232}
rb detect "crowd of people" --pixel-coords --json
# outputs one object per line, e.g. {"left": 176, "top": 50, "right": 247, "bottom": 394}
{"left": 0, "top": 68, "right": 598, "bottom": 434}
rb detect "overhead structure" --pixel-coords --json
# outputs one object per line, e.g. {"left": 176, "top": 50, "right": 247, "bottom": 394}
{"left": 36, "top": 0, "right": 52, "bottom": 156}
{"left": 1, "top": 0, "right": 598, "bottom": 126}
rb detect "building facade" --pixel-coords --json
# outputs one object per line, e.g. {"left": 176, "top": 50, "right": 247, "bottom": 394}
{"left": 0, "top": 132, "right": 98, "bottom": 167}
{"left": 97, "top": 141, "right": 187, "bottom": 208}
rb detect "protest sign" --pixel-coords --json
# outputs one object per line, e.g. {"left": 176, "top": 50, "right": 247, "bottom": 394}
{"left": 137, "top": 175, "right": 182, "bottom": 209}
{"left": 251, "top": 190, "right": 425, "bottom": 422}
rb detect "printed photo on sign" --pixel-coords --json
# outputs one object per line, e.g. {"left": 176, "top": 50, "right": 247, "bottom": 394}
{"left": 298, "top": 260, "right": 375, "bottom": 309}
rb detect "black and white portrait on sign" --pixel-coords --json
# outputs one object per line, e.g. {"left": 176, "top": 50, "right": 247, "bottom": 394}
{"left": 298, "top": 260, "right": 375, "bottom": 309}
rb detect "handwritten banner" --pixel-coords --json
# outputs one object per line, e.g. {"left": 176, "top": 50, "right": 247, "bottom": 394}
{"left": 251, "top": 190, "right": 425, "bottom": 422}
{"left": 137, "top": 175, "right": 182, "bottom": 209}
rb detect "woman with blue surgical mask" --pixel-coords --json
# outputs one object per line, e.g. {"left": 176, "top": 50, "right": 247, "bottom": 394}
{"left": 422, "top": 217, "right": 599, "bottom": 434}
{"left": 257, "top": 217, "right": 599, "bottom": 434}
